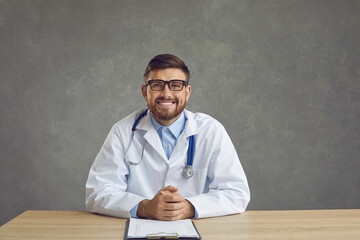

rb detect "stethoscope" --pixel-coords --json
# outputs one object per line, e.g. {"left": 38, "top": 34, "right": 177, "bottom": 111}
{"left": 124, "top": 109, "right": 195, "bottom": 178}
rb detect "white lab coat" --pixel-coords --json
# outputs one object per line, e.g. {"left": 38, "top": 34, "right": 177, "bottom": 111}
{"left": 86, "top": 109, "right": 250, "bottom": 218}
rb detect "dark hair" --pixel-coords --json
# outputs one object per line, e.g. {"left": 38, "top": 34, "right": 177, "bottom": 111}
{"left": 143, "top": 54, "right": 190, "bottom": 82}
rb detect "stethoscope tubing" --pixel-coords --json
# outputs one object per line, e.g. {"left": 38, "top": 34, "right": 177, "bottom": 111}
{"left": 187, "top": 135, "right": 195, "bottom": 166}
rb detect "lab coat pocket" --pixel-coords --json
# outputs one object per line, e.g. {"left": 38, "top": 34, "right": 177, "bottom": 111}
{"left": 187, "top": 169, "right": 207, "bottom": 197}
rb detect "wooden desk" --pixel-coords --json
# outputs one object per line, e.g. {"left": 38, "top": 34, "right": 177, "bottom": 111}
{"left": 1, "top": 210, "right": 359, "bottom": 239}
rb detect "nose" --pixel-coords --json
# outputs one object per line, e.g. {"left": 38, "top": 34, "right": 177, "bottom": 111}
{"left": 160, "top": 82, "right": 172, "bottom": 97}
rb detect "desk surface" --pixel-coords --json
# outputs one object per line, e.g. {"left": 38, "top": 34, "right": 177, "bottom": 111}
{"left": 1, "top": 210, "right": 360, "bottom": 239}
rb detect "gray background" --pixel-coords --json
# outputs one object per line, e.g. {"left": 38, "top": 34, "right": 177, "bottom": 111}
{"left": 1, "top": 0, "right": 359, "bottom": 226}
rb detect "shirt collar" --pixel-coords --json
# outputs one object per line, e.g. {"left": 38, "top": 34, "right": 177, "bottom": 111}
{"left": 150, "top": 111, "right": 187, "bottom": 139}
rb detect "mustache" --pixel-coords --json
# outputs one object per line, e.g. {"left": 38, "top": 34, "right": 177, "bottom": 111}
{"left": 155, "top": 97, "right": 178, "bottom": 103}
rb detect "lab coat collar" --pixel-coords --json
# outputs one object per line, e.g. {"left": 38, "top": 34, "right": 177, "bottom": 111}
{"left": 135, "top": 109, "right": 152, "bottom": 132}
{"left": 183, "top": 109, "right": 199, "bottom": 137}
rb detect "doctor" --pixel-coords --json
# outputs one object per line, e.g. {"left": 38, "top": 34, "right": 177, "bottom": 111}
{"left": 86, "top": 54, "right": 250, "bottom": 221}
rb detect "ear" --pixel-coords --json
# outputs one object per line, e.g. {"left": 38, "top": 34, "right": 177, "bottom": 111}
{"left": 185, "top": 85, "right": 191, "bottom": 102}
{"left": 141, "top": 84, "right": 147, "bottom": 101}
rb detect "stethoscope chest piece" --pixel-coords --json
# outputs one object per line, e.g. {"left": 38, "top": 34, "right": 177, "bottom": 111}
{"left": 182, "top": 165, "right": 193, "bottom": 178}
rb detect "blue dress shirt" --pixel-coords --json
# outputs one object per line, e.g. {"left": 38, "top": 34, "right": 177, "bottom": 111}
{"left": 150, "top": 112, "right": 186, "bottom": 159}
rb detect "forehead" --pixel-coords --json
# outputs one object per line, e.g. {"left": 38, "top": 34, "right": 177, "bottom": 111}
{"left": 147, "top": 68, "right": 186, "bottom": 81}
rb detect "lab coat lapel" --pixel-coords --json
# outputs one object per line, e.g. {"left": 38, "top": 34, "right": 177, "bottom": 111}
{"left": 169, "top": 110, "right": 199, "bottom": 166}
{"left": 136, "top": 112, "right": 168, "bottom": 162}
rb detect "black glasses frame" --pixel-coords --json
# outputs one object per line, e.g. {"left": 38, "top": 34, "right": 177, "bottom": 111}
{"left": 146, "top": 79, "right": 188, "bottom": 91}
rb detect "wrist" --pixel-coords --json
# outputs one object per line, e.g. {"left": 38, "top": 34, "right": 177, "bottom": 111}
{"left": 137, "top": 199, "right": 150, "bottom": 219}
{"left": 185, "top": 200, "right": 195, "bottom": 218}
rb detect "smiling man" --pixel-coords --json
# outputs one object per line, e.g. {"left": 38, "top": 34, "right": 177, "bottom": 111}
{"left": 86, "top": 54, "right": 250, "bottom": 220}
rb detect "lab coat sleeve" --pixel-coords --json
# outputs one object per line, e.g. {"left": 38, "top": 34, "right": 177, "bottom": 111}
{"left": 186, "top": 124, "right": 250, "bottom": 218}
{"left": 85, "top": 124, "right": 145, "bottom": 218}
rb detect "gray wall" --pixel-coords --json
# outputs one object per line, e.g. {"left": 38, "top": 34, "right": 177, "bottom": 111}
{"left": 1, "top": 0, "right": 359, "bottom": 225}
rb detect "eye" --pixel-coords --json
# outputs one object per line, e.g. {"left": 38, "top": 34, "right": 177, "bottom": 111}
{"left": 170, "top": 81, "right": 183, "bottom": 88}
{"left": 151, "top": 81, "right": 164, "bottom": 88}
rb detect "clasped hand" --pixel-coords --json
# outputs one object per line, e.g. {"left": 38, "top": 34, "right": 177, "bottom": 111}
{"left": 137, "top": 185, "right": 195, "bottom": 221}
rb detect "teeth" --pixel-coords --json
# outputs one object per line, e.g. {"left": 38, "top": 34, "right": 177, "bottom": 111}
{"left": 159, "top": 102, "right": 173, "bottom": 105}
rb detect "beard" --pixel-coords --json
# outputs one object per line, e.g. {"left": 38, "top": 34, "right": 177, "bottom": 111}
{"left": 148, "top": 97, "right": 186, "bottom": 123}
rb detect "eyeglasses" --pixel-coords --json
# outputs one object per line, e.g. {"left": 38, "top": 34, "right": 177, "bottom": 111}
{"left": 146, "top": 79, "right": 188, "bottom": 91}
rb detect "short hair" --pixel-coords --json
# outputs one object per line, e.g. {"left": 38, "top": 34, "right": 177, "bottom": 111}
{"left": 143, "top": 54, "right": 190, "bottom": 82}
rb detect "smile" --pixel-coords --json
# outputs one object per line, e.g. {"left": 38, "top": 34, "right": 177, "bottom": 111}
{"left": 156, "top": 100, "right": 176, "bottom": 105}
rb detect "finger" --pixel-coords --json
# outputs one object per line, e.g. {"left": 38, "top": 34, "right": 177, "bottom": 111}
{"left": 161, "top": 209, "right": 183, "bottom": 218}
{"left": 158, "top": 189, "right": 182, "bottom": 199}
{"left": 162, "top": 185, "right": 178, "bottom": 192}
{"left": 158, "top": 189, "right": 178, "bottom": 196}
{"left": 163, "top": 202, "right": 185, "bottom": 211}
{"left": 161, "top": 212, "right": 186, "bottom": 221}
{"left": 162, "top": 194, "right": 185, "bottom": 203}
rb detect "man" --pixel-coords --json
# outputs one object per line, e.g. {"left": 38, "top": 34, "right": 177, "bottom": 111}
{"left": 86, "top": 54, "right": 250, "bottom": 220}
